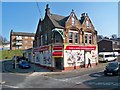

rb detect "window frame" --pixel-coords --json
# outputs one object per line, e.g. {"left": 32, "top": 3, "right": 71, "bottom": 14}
{"left": 69, "top": 32, "right": 73, "bottom": 43}
{"left": 89, "top": 35, "right": 92, "bottom": 44}
{"left": 75, "top": 32, "right": 79, "bottom": 43}
{"left": 69, "top": 30, "right": 79, "bottom": 44}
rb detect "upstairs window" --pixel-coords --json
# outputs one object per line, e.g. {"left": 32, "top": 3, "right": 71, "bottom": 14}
{"left": 75, "top": 33, "right": 79, "bottom": 43}
{"left": 117, "top": 42, "right": 119, "bottom": 45}
{"left": 89, "top": 35, "right": 92, "bottom": 44}
{"left": 41, "top": 35, "right": 43, "bottom": 46}
{"left": 69, "top": 32, "right": 73, "bottom": 43}
{"left": 45, "top": 34, "right": 47, "bottom": 42}
{"left": 37, "top": 37, "right": 39, "bottom": 47}
{"left": 72, "top": 16, "right": 75, "bottom": 26}
{"left": 69, "top": 31, "right": 79, "bottom": 44}
{"left": 85, "top": 34, "right": 88, "bottom": 43}
{"left": 86, "top": 20, "right": 91, "bottom": 28}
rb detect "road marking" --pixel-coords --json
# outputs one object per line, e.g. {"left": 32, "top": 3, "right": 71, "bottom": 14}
{"left": 3, "top": 85, "right": 19, "bottom": 88}
{"left": 86, "top": 82, "right": 120, "bottom": 86}
{"left": 92, "top": 73, "right": 103, "bottom": 77}
{"left": 0, "top": 81, "right": 5, "bottom": 85}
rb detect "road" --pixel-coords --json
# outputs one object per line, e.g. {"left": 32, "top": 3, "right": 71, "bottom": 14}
{"left": 1, "top": 58, "right": 120, "bottom": 89}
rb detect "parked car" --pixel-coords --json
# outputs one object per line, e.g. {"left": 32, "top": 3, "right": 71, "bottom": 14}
{"left": 18, "top": 60, "right": 31, "bottom": 69}
{"left": 104, "top": 62, "right": 120, "bottom": 76}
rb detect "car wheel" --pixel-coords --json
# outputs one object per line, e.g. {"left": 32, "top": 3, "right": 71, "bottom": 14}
{"left": 104, "top": 72, "right": 107, "bottom": 76}
{"left": 106, "top": 59, "right": 108, "bottom": 63}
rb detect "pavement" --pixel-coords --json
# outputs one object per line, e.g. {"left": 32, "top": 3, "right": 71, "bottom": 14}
{"left": 2, "top": 59, "right": 109, "bottom": 76}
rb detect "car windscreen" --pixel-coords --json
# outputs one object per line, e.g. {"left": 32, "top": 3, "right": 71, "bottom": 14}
{"left": 21, "top": 61, "right": 28, "bottom": 64}
{"left": 107, "top": 63, "right": 118, "bottom": 68}
{"left": 105, "top": 55, "right": 113, "bottom": 58}
{"left": 99, "top": 55, "right": 103, "bottom": 58}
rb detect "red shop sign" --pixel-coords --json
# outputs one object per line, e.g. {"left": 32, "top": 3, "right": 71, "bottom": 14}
{"left": 53, "top": 46, "right": 63, "bottom": 50}
{"left": 52, "top": 52, "right": 63, "bottom": 56}
{"left": 33, "top": 46, "right": 49, "bottom": 52}
{"left": 65, "top": 46, "right": 96, "bottom": 50}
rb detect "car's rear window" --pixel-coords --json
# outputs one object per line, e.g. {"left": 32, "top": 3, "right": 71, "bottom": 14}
{"left": 108, "top": 63, "right": 118, "bottom": 67}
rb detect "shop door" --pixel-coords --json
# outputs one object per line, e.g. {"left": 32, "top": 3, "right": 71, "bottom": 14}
{"left": 55, "top": 58, "right": 63, "bottom": 70}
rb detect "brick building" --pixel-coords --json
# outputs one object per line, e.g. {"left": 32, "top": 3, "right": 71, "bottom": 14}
{"left": 10, "top": 30, "right": 35, "bottom": 50}
{"left": 98, "top": 39, "right": 120, "bottom": 53}
{"left": 28, "top": 4, "right": 98, "bottom": 71}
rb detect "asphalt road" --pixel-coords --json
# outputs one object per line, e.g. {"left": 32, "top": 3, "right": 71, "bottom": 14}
{"left": 1, "top": 57, "right": 120, "bottom": 89}
{"left": 14, "top": 68, "right": 119, "bottom": 89}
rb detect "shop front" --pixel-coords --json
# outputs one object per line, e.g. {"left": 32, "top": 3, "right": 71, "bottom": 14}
{"left": 31, "top": 44, "right": 98, "bottom": 71}
{"left": 64, "top": 45, "right": 98, "bottom": 71}
{"left": 52, "top": 45, "right": 64, "bottom": 70}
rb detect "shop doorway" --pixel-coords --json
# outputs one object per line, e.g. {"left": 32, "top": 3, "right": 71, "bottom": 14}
{"left": 85, "top": 51, "right": 91, "bottom": 67}
{"left": 55, "top": 58, "right": 63, "bottom": 70}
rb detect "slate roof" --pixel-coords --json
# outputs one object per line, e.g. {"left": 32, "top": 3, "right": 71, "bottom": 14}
{"left": 11, "top": 32, "right": 35, "bottom": 36}
{"left": 79, "top": 18, "right": 85, "bottom": 24}
{"left": 49, "top": 14, "right": 69, "bottom": 28}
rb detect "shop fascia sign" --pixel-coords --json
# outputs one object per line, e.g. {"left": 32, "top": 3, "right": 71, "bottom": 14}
{"left": 53, "top": 45, "right": 63, "bottom": 50}
{"left": 33, "top": 46, "right": 50, "bottom": 52}
{"left": 65, "top": 46, "right": 96, "bottom": 50}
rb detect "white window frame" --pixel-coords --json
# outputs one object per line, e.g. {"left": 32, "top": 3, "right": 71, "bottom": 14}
{"left": 75, "top": 32, "right": 79, "bottom": 43}
{"left": 85, "top": 34, "right": 88, "bottom": 44}
{"left": 37, "top": 37, "right": 39, "bottom": 47}
{"left": 84, "top": 32, "right": 92, "bottom": 44}
{"left": 89, "top": 35, "right": 92, "bottom": 44}
{"left": 69, "top": 32, "right": 73, "bottom": 43}
{"left": 41, "top": 35, "right": 43, "bottom": 46}
{"left": 72, "top": 15, "right": 75, "bottom": 26}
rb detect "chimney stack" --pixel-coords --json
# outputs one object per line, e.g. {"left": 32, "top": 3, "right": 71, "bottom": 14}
{"left": 45, "top": 4, "right": 50, "bottom": 16}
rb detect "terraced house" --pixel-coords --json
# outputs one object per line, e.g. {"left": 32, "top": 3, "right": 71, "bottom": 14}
{"left": 30, "top": 4, "right": 98, "bottom": 71}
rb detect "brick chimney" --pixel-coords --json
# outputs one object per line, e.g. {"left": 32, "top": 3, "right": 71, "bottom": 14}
{"left": 81, "top": 13, "right": 88, "bottom": 20}
{"left": 45, "top": 4, "right": 50, "bottom": 16}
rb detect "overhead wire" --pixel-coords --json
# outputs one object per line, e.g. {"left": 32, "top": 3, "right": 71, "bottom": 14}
{"left": 35, "top": 0, "right": 43, "bottom": 20}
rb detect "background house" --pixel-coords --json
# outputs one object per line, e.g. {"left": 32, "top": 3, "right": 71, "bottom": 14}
{"left": 10, "top": 30, "right": 35, "bottom": 50}
{"left": 98, "top": 38, "right": 120, "bottom": 53}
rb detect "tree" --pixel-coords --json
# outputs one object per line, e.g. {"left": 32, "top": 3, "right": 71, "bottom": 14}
{"left": 0, "top": 35, "right": 8, "bottom": 45}
{"left": 0, "top": 35, "right": 9, "bottom": 50}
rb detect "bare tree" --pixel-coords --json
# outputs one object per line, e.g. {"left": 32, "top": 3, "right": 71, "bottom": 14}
{"left": 0, "top": 35, "right": 8, "bottom": 45}
{"left": 0, "top": 35, "right": 9, "bottom": 50}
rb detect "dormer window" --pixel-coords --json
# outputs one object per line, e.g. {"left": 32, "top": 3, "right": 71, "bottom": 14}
{"left": 86, "top": 20, "right": 91, "bottom": 28}
{"left": 72, "top": 14, "right": 75, "bottom": 26}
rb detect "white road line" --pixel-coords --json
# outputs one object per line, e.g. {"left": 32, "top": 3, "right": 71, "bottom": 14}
{"left": 3, "top": 85, "right": 19, "bottom": 88}
{"left": 86, "top": 82, "right": 120, "bottom": 86}
{"left": 0, "top": 81, "right": 5, "bottom": 85}
{"left": 43, "top": 71, "right": 104, "bottom": 85}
